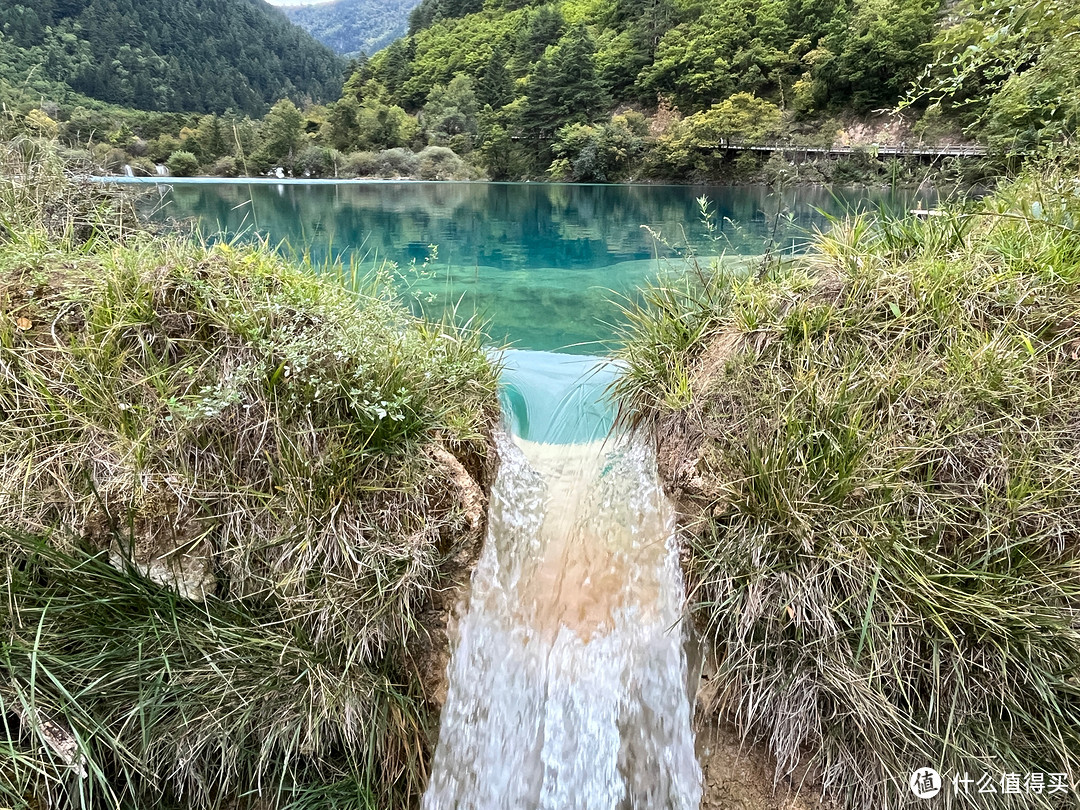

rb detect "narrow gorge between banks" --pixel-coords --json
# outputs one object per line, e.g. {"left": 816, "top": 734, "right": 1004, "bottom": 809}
{"left": 423, "top": 351, "right": 701, "bottom": 810}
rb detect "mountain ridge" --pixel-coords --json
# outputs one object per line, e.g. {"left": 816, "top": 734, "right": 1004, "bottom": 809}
{"left": 280, "top": 0, "right": 420, "bottom": 56}
{"left": 0, "top": 0, "right": 344, "bottom": 115}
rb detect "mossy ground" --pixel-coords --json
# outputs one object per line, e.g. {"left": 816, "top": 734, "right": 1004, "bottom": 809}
{"left": 0, "top": 138, "right": 500, "bottom": 809}
{"left": 615, "top": 154, "right": 1080, "bottom": 808}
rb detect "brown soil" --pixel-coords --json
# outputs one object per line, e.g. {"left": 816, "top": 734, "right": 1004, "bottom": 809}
{"left": 696, "top": 717, "right": 832, "bottom": 810}
{"left": 410, "top": 441, "right": 497, "bottom": 710}
{"left": 693, "top": 659, "right": 834, "bottom": 810}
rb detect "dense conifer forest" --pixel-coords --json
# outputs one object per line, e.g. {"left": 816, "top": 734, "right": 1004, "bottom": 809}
{"left": 0, "top": 0, "right": 344, "bottom": 116}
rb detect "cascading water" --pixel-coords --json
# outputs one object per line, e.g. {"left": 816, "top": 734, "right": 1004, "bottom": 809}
{"left": 423, "top": 350, "right": 702, "bottom": 810}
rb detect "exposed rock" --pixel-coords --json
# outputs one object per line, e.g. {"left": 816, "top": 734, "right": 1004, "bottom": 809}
{"left": 413, "top": 439, "right": 497, "bottom": 710}
{"left": 10, "top": 704, "right": 87, "bottom": 778}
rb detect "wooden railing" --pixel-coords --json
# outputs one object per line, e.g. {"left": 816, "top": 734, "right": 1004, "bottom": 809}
{"left": 716, "top": 141, "right": 989, "bottom": 158}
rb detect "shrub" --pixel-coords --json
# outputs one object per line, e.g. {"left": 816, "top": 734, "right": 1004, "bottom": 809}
{"left": 89, "top": 144, "right": 130, "bottom": 174}
{"left": 830, "top": 151, "right": 883, "bottom": 184}
{"left": 210, "top": 154, "right": 239, "bottom": 177}
{"left": 23, "top": 109, "right": 58, "bottom": 138}
{"left": 376, "top": 147, "right": 420, "bottom": 178}
{"left": 342, "top": 150, "right": 379, "bottom": 177}
{"left": 416, "top": 145, "right": 469, "bottom": 180}
{"left": 548, "top": 114, "right": 649, "bottom": 182}
{"left": 657, "top": 93, "right": 782, "bottom": 177}
{"left": 295, "top": 144, "right": 343, "bottom": 177}
{"left": 55, "top": 146, "right": 96, "bottom": 172}
{"left": 166, "top": 149, "right": 200, "bottom": 177}
{"left": 147, "top": 133, "right": 181, "bottom": 163}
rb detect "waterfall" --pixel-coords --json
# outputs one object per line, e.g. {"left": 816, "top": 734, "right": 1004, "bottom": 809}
{"left": 423, "top": 351, "right": 702, "bottom": 810}
{"left": 155, "top": 164, "right": 170, "bottom": 177}
{"left": 122, "top": 164, "right": 135, "bottom": 177}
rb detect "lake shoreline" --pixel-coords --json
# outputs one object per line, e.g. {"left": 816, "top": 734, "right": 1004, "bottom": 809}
{"left": 95, "top": 172, "right": 957, "bottom": 192}
{"left": 126, "top": 178, "right": 933, "bottom": 355}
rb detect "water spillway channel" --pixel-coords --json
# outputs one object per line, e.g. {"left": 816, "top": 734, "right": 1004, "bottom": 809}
{"left": 423, "top": 350, "right": 702, "bottom": 810}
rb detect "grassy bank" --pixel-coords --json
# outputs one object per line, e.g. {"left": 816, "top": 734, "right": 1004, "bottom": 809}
{"left": 615, "top": 154, "right": 1080, "bottom": 807}
{"left": 0, "top": 138, "right": 500, "bottom": 809}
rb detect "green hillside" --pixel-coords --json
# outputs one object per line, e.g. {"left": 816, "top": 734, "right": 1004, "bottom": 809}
{"left": 282, "top": 0, "right": 419, "bottom": 56}
{"left": 367, "top": 0, "right": 940, "bottom": 118}
{"left": 3, "top": 0, "right": 1072, "bottom": 183}
{"left": 0, "top": 0, "right": 344, "bottom": 116}
{"left": 322, "top": 0, "right": 945, "bottom": 179}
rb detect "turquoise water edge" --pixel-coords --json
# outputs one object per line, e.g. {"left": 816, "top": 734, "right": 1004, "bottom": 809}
{"left": 112, "top": 179, "right": 929, "bottom": 355}
{"left": 106, "top": 178, "right": 927, "bottom": 444}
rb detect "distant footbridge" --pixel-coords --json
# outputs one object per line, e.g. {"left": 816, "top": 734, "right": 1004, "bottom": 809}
{"left": 716, "top": 141, "right": 989, "bottom": 158}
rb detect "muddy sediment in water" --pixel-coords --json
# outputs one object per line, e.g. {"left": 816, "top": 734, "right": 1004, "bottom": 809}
{"left": 425, "top": 434, "right": 702, "bottom": 810}
{"left": 425, "top": 348, "right": 704, "bottom": 809}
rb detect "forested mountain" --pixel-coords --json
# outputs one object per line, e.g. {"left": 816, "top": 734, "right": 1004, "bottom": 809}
{"left": 282, "top": 0, "right": 419, "bottom": 56}
{"left": 0, "top": 0, "right": 344, "bottom": 116}
{"left": 5, "top": 0, "right": 1071, "bottom": 182}
{"left": 315, "top": 0, "right": 943, "bottom": 179}
{"left": 367, "top": 0, "right": 941, "bottom": 116}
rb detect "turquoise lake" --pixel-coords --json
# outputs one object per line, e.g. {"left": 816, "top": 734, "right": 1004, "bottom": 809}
{"left": 127, "top": 180, "right": 932, "bottom": 354}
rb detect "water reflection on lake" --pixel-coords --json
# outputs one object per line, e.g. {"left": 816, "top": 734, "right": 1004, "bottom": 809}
{"left": 134, "top": 180, "right": 933, "bottom": 353}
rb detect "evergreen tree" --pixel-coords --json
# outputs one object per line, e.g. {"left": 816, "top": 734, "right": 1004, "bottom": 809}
{"left": 512, "top": 6, "right": 566, "bottom": 72}
{"left": 408, "top": 0, "right": 441, "bottom": 35}
{"left": 423, "top": 74, "right": 479, "bottom": 144}
{"left": 258, "top": 99, "right": 305, "bottom": 170}
{"left": 196, "top": 115, "right": 228, "bottom": 160}
{"left": 327, "top": 97, "right": 361, "bottom": 151}
{"left": 522, "top": 26, "right": 609, "bottom": 139}
{"left": 478, "top": 48, "right": 514, "bottom": 109}
{"left": 377, "top": 38, "right": 415, "bottom": 100}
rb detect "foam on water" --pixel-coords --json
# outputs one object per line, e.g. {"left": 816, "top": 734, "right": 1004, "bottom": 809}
{"left": 423, "top": 352, "right": 702, "bottom": 810}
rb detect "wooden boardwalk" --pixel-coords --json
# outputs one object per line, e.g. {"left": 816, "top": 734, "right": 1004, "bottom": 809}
{"left": 716, "top": 141, "right": 988, "bottom": 158}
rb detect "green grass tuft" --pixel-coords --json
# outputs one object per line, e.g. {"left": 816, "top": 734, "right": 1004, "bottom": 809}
{"left": 0, "top": 140, "right": 500, "bottom": 809}
{"left": 615, "top": 155, "right": 1080, "bottom": 808}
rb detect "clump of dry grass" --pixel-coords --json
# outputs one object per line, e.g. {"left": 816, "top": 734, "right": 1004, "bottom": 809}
{"left": 0, "top": 136, "right": 137, "bottom": 245}
{"left": 0, "top": 141, "right": 500, "bottom": 809}
{"left": 615, "top": 156, "right": 1080, "bottom": 808}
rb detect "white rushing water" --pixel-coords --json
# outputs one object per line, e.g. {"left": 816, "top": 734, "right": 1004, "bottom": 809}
{"left": 424, "top": 352, "right": 702, "bottom": 810}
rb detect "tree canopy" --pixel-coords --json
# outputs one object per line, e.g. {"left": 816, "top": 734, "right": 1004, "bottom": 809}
{"left": 909, "top": 0, "right": 1080, "bottom": 153}
{"left": 362, "top": 0, "right": 943, "bottom": 121}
